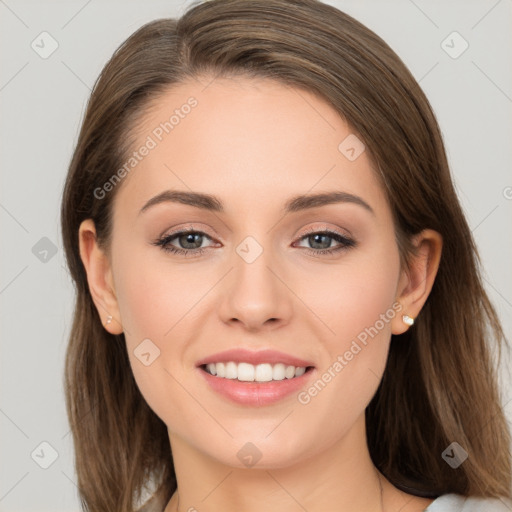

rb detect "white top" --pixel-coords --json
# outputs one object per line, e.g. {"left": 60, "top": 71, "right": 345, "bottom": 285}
{"left": 426, "top": 493, "right": 512, "bottom": 511}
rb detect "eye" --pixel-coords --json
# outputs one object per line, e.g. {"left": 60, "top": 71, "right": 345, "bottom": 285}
{"left": 294, "top": 228, "right": 356, "bottom": 257}
{"left": 152, "top": 229, "right": 217, "bottom": 257}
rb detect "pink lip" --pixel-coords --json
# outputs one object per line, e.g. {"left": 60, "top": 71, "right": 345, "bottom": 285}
{"left": 197, "top": 365, "right": 316, "bottom": 406}
{"left": 195, "top": 348, "right": 315, "bottom": 368}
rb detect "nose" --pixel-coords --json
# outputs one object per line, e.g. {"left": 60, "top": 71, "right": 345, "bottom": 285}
{"left": 218, "top": 244, "right": 294, "bottom": 332}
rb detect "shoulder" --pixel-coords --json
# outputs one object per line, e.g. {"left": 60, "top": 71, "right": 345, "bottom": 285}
{"left": 426, "top": 493, "right": 512, "bottom": 511}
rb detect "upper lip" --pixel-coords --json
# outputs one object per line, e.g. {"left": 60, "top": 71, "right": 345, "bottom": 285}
{"left": 196, "top": 348, "right": 315, "bottom": 368}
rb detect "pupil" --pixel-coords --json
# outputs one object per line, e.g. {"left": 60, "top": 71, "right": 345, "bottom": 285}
{"left": 181, "top": 233, "right": 201, "bottom": 248}
{"left": 311, "top": 234, "right": 329, "bottom": 249}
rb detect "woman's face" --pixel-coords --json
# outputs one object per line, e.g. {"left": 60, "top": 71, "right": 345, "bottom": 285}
{"left": 105, "top": 76, "right": 408, "bottom": 468}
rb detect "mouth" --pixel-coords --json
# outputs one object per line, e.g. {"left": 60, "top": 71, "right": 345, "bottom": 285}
{"left": 198, "top": 363, "right": 316, "bottom": 406}
{"left": 195, "top": 348, "right": 316, "bottom": 406}
{"left": 200, "top": 362, "right": 315, "bottom": 382}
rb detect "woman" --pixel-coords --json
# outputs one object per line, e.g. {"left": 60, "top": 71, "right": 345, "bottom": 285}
{"left": 60, "top": 0, "right": 511, "bottom": 510}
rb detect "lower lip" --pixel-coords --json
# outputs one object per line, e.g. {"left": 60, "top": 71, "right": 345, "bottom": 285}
{"left": 197, "top": 366, "right": 316, "bottom": 406}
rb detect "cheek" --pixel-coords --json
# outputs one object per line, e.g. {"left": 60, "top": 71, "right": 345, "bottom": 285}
{"left": 112, "top": 240, "right": 196, "bottom": 342}
{"left": 110, "top": 242, "right": 189, "bottom": 406}
{"left": 292, "top": 241, "right": 400, "bottom": 429}
{"left": 306, "top": 238, "right": 401, "bottom": 352}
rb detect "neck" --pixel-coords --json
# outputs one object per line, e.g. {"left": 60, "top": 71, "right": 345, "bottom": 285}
{"left": 165, "top": 414, "right": 385, "bottom": 512}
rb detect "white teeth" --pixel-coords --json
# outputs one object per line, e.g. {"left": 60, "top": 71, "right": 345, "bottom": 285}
{"left": 272, "top": 363, "right": 285, "bottom": 381}
{"left": 216, "top": 362, "right": 226, "bottom": 378}
{"left": 295, "top": 366, "right": 306, "bottom": 377}
{"left": 225, "top": 361, "right": 238, "bottom": 379}
{"left": 203, "top": 361, "right": 309, "bottom": 381}
{"left": 285, "top": 365, "right": 295, "bottom": 379}
{"left": 255, "top": 363, "right": 273, "bottom": 382}
{"left": 238, "top": 362, "right": 255, "bottom": 382}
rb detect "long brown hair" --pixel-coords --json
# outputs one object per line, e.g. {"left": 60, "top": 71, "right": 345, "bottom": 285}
{"left": 60, "top": 0, "right": 512, "bottom": 510}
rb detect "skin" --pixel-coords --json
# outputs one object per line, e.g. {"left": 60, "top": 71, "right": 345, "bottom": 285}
{"left": 79, "top": 76, "right": 442, "bottom": 512}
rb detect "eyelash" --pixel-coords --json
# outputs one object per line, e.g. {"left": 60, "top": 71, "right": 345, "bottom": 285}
{"left": 152, "top": 227, "right": 356, "bottom": 258}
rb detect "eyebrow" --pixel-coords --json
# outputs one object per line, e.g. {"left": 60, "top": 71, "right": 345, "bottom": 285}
{"left": 138, "top": 190, "right": 374, "bottom": 216}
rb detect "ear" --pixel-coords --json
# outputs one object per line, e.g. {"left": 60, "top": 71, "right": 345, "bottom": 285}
{"left": 392, "top": 229, "right": 443, "bottom": 335}
{"left": 78, "top": 219, "right": 123, "bottom": 335}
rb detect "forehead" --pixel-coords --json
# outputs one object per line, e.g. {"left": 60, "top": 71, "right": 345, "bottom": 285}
{"left": 113, "top": 76, "right": 389, "bottom": 221}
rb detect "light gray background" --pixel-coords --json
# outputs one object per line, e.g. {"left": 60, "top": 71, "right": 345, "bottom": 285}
{"left": 1, "top": 1, "right": 511, "bottom": 510}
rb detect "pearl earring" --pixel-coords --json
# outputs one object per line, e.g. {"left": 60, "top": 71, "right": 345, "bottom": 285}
{"left": 105, "top": 315, "right": 112, "bottom": 326}
{"left": 402, "top": 315, "right": 414, "bottom": 326}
